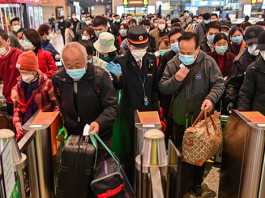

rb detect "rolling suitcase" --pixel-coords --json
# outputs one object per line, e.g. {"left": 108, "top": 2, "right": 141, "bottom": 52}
{"left": 56, "top": 135, "right": 96, "bottom": 198}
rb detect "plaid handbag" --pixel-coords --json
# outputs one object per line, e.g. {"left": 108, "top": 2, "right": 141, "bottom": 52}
{"left": 90, "top": 134, "right": 134, "bottom": 198}
{"left": 182, "top": 111, "right": 222, "bottom": 166}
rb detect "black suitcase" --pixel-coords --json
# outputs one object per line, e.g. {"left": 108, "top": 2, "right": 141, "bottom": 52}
{"left": 56, "top": 135, "right": 96, "bottom": 198}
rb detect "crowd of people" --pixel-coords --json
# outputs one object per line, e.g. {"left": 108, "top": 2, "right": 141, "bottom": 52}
{"left": 1, "top": 11, "right": 265, "bottom": 197}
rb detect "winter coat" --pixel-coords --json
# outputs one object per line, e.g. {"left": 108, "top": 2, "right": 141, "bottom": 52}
{"left": 41, "top": 40, "right": 59, "bottom": 60}
{"left": 208, "top": 51, "right": 235, "bottom": 77}
{"left": 159, "top": 50, "right": 225, "bottom": 125}
{"left": 114, "top": 50, "right": 159, "bottom": 112}
{"left": 12, "top": 72, "right": 58, "bottom": 134}
{"left": 37, "top": 49, "right": 57, "bottom": 78}
{"left": 0, "top": 48, "right": 21, "bottom": 104}
{"left": 52, "top": 64, "right": 117, "bottom": 140}
{"left": 157, "top": 50, "right": 177, "bottom": 110}
{"left": 238, "top": 56, "right": 265, "bottom": 115}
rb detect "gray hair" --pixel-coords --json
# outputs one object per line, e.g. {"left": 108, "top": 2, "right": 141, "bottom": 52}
{"left": 62, "top": 42, "right": 88, "bottom": 64}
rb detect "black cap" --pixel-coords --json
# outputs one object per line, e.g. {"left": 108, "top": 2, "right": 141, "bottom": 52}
{"left": 244, "top": 25, "right": 264, "bottom": 44}
{"left": 127, "top": 26, "right": 149, "bottom": 48}
{"left": 257, "top": 31, "right": 265, "bottom": 50}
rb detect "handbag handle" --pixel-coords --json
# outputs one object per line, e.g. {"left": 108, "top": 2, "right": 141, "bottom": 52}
{"left": 90, "top": 134, "right": 120, "bottom": 165}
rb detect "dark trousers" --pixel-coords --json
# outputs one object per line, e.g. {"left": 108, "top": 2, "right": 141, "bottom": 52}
{"left": 173, "top": 123, "right": 205, "bottom": 196}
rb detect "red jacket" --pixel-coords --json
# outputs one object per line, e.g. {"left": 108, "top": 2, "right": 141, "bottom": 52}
{"left": 208, "top": 51, "right": 235, "bottom": 77}
{"left": 12, "top": 72, "right": 59, "bottom": 139}
{"left": 0, "top": 48, "right": 22, "bottom": 103}
{"left": 37, "top": 49, "right": 57, "bottom": 78}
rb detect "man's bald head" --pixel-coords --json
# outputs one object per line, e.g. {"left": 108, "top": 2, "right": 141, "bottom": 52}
{"left": 62, "top": 42, "right": 88, "bottom": 69}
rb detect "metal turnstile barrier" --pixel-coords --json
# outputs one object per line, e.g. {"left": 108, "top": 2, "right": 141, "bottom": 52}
{"left": 219, "top": 110, "right": 265, "bottom": 198}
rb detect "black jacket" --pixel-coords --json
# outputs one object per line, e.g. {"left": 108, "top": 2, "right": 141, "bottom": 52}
{"left": 158, "top": 50, "right": 176, "bottom": 110}
{"left": 231, "top": 49, "right": 257, "bottom": 76}
{"left": 52, "top": 64, "right": 117, "bottom": 139}
{"left": 238, "top": 56, "right": 265, "bottom": 114}
{"left": 221, "top": 49, "right": 257, "bottom": 114}
{"left": 114, "top": 50, "right": 159, "bottom": 112}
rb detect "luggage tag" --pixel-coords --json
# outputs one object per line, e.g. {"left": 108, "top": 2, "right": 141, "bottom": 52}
{"left": 83, "top": 124, "right": 91, "bottom": 142}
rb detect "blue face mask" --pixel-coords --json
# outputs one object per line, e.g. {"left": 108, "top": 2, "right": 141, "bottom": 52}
{"left": 179, "top": 53, "right": 196, "bottom": 66}
{"left": 207, "top": 34, "right": 215, "bottom": 44}
{"left": 66, "top": 67, "right": 86, "bottom": 81}
{"left": 215, "top": 45, "right": 228, "bottom": 55}
{"left": 231, "top": 35, "right": 243, "bottom": 45}
{"left": 171, "top": 42, "right": 179, "bottom": 53}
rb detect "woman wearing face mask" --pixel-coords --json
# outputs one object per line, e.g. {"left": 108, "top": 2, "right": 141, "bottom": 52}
{"left": 38, "top": 24, "right": 60, "bottom": 60}
{"left": 21, "top": 29, "right": 57, "bottom": 78}
{"left": 229, "top": 26, "right": 246, "bottom": 57}
{"left": 80, "top": 26, "right": 96, "bottom": 43}
{"left": 65, "top": 20, "right": 75, "bottom": 44}
{"left": 209, "top": 33, "right": 235, "bottom": 77}
{"left": 11, "top": 51, "right": 58, "bottom": 140}
{"left": 149, "top": 18, "right": 168, "bottom": 50}
{"left": 117, "top": 23, "right": 128, "bottom": 48}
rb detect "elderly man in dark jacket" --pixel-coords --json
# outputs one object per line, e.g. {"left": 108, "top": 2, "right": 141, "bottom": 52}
{"left": 52, "top": 42, "right": 117, "bottom": 140}
{"left": 238, "top": 31, "right": 265, "bottom": 115}
{"left": 159, "top": 32, "right": 224, "bottom": 197}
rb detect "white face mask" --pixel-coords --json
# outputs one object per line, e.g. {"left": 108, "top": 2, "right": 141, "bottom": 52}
{"left": 158, "top": 24, "right": 166, "bottom": 31}
{"left": 12, "top": 25, "right": 21, "bottom": 32}
{"left": 21, "top": 73, "right": 36, "bottom": 83}
{"left": 82, "top": 35, "right": 90, "bottom": 40}
{"left": 0, "top": 47, "right": 8, "bottom": 56}
{"left": 260, "top": 51, "right": 265, "bottom": 61}
{"left": 131, "top": 48, "right": 147, "bottom": 61}
{"left": 20, "top": 39, "right": 35, "bottom": 51}
{"left": 248, "top": 44, "right": 260, "bottom": 56}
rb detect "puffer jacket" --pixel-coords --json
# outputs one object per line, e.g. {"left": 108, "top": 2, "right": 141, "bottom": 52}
{"left": 52, "top": 64, "right": 117, "bottom": 140}
{"left": 159, "top": 50, "right": 225, "bottom": 125}
{"left": 238, "top": 56, "right": 265, "bottom": 115}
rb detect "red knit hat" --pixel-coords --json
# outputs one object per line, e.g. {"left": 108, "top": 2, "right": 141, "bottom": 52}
{"left": 16, "top": 50, "right": 39, "bottom": 71}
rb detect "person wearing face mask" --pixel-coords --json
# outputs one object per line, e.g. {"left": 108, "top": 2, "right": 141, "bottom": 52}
{"left": 11, "top": 50, "right": 59, "bottom": 140}
{"left": 64, "top": 21, "right": 75, "bottom": 44}
{"left": 118, "top": 23, "right": 128, "bottom": 48}
{"left": 230, "top": 25, "right": 264, "bottom": 76}
{"left": 208, "top": 33, "right": 235, "bottom": 77}
{"left": 92, "top": 16, "right": 109, "bottom": 38}
{"left": 229, "top": 26, "right": 246, "bottom": 57}
{"left": 8, "top": 17, "right": 23, "bottom": 49}
{"left": 222, "top": 26, "right": 264, "bottom": 115}
{"left": 80, "top": 26, "right": 96, "bottom": 43}
{"left": 38, "top": 24, "right": 60, "bottom": 60}
{"left": 0, "top": 29, "right": 22, "bottom": 116}
{"left": 238, "top": 31, "right": 265, "bottom": 115}
{"left": 149, "top": 18, "right": 169, "bottom": 50}
{"left": 159, "top": 32, "right": 224, "bottom": 197}
{"left": 52, "top": 42, "right": 117, "bottom": 143}
{"left": 107, "top": 26, "right": 159, "bottom": 182}
{"left": 201, "top": 21, "right": 221, "bottom": 54}
{"left": 21, "top": 29, "right": 57, "bottom": 78}
{"left": 195, "top": 13, "right": 211, "bottom": 45}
